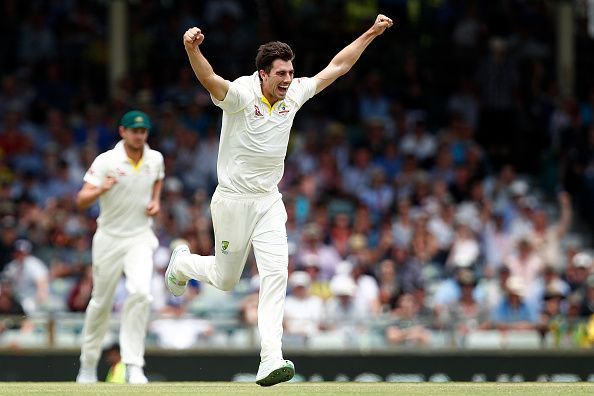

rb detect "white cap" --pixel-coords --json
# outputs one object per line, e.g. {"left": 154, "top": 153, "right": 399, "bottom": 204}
{"left": 505, "top": 276, "right": 526, "bottom": 297}
{"left": 572, "top": 252, "right": 592, "bottom": 269}
{"left": 289, "top": 271, "right": 311, "bottom": 288}
{"left": 164, "top": 177, "right": 183, "bottom": 193}
{"left": 330, "top": 275, "right": 357, "bottom": 297}
{"left": 451, "top": 242, "right": 479, "bottom": 267}
{"left": 302, "top": 253, "right": 320, "bottom": 268}
{"left": 510, "top": 180, "right": 528, "bottom": 196}
{"left": 335, "top": 260, "right": 353, "bottom": 276}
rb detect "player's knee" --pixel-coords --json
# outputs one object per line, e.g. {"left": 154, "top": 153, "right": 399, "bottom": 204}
{"left": 217, "top": 276, "right": 238, "bottom": 291}
{"left": 128, "top": 291, "right": 152, "bottom": 305}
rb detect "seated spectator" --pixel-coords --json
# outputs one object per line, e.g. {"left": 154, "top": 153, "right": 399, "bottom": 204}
{"left": 1, "top": 239, "right": 49, "bottom": 315}
{"left": 433, "top": 266, "right": 483, "bottom": 310}
{"left": 491, "top": 276, "right": 538, "bottom": 331}
{"left": 445, "top": 270, "right": 491, "bottom": 345}
{"left": 301, "top": 253, "right": 332, "bottom": 301}
{"left": 376, "top": 259, "right": 399, "bottom": 312}
{"left": 0, "top": 279, "right": 33, "bottom": 338}
{"left": 348, "top": 260, "right": 381, "bottom": 317}
{"left": 283, "top": 271, "right": 324, "bottom": 343}
{"left": 481, "top": 210, "right": 514, "bottom": 277}
{"left": 528, "top": 191, "right": 572, "bottom": 272}
{"left": 477, "top": 265, "right": 512, "bottom": 311}
{"left": 532, "top": 265, "right": 570, "bottom": 313}
{"left": 297, "top": 223, "right": 341, "bottom": 281}
{"left": 445, "top": 220, "right": 480, "bottom": 274}
{"left": 324, "top": 275, "right": 369, "bottom": 330}
{"left": 385, "top": 293, "right": 432, "bottom": 346}
{"left": 568, "top": 252, "right": 593, "bottom": 295}
{"left": 537, "top": 281, "right": 568, "bottom": 346}
{"left": 504, "top": 237, "right": 544, "bottom": 303}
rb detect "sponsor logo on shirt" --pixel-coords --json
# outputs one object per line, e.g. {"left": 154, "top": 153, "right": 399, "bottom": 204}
{"left": 115, "top": 168, "right": 126, "bottom": 176}
{"left": 278, "top": 102, "right": 290, "bottom": 115}
{"left": 221, "top": 240, "right": 230, "bottom": 254}
{"left": 254, "top": 105, "right": 263, "bottom": 117}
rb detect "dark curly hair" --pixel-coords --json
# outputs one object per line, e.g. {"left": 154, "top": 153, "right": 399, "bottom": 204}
{"left": 255, "top": 41, "right": 294, "bottom": 80}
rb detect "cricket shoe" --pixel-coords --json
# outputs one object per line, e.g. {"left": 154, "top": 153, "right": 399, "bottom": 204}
{"left": 125, "top": 364, "right": 148, "bottom": 384}
{"left": 166, "top": 244, "right": 191, "bottom": 297}
{"left": 256, "top": 359, "right": 295, "bottom": 387}
{"left": 76, "top": 366, "right": 97, "bottom": 384}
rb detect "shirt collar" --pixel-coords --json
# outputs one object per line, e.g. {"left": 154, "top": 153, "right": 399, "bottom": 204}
{"left": 251, "top": 71, "right": 263, "bottom": 97}
{"left": 114, "top": 140, "right": 150, "bottom": 163}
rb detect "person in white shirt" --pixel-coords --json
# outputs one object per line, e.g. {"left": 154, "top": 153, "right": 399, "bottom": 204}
{"left": 283, "top": 271, "right": 324, "bottom": 341}
{"left": 1, "top": 239, "right": 49, "bottom": 315}
{"left": 75, "top": 110, "right": 164, "bottom": 385}
{"left": 166, "top": 15, "right": 393, "bottom": 386}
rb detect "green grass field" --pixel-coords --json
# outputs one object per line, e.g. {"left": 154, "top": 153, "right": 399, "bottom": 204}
{"left": 0, "top": 382, "right": 593, "bottom": 396}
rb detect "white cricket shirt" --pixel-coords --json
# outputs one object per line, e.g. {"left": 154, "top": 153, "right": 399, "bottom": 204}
{"left": 83, "top": 140, "right": 165, "bottom": 237}
{"left": 212, "top": 72, "right": 317, "bottom": 195}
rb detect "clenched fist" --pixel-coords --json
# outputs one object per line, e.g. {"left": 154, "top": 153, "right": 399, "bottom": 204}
{"left": 184, "top": 27, "right": 205, "bottom": 51}
{"left": 371, "top": 14, "right": 394, "bottom": 36}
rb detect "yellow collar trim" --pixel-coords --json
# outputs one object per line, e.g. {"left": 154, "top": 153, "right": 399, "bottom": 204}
{"left": 261, "top": 96, "right": 274, "bottom": 115}
{"left": 128, "top": 157, "right": 144, "bottom": 172}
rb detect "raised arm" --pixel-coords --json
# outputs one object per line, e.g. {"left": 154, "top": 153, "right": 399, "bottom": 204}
{"left": 76, "top": 176, "right": 117, "bottom": 210}
{"left": 183, "top": 27, "right": 229, "bottom": 101}
{"left": 313, "top": 14, "right": 393, "bottom": 94}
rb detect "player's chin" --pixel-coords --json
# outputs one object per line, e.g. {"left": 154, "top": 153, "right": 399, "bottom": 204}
{"left": 277, "top": 88, "right": 288, "bottom": 98}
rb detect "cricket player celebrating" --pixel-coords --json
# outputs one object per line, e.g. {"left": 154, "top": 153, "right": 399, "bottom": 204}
{"left": 167, "top": 15, "right": 393, "bottom": 386}
{"left": 75, "top": 110, "right": 164, "bottom": 384}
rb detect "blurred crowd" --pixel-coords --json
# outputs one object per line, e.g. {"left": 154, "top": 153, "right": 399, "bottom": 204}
{"left": 1, "top": 0, "right": 594, "bottom": 349}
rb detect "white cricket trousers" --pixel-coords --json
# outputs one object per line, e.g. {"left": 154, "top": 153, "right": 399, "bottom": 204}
{"left": 79, "top": 228, "right": 158, "bottom": 368}
{"left": 177, "top": 188, "right": 289, "bottom": 363}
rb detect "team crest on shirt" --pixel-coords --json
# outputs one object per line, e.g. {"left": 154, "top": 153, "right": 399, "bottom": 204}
{"left": 221, "top": 240, "right": 230, "bottom": 254}
{"left": 254, "top": 105, "right": 263, "bottom": 117}
{"left": 278, "top": 102, "right": 290, "bottom": 115}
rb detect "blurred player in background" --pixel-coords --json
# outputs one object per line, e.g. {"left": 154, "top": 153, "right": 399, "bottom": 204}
{"left": 75, "top": 110, "right": 164, "bottom": 384}
{"left": 166, "top": 14, "right": 393, "bottom": 386}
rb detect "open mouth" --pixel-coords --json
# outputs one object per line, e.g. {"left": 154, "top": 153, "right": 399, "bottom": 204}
{"left": 278, "top": 85, "right": 289, "bottom": 95}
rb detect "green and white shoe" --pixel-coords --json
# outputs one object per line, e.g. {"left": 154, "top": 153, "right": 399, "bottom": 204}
{"left": 256, "top": 359, "right": 295, "bottom": 387}
{"left": 165, "top": 244, "right": 190, "bottom": 296}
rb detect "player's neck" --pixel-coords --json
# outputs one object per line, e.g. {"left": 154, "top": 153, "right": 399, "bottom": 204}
{"left": 261, "top": 85, "right": 279, "bottom": 106}
{"left": 124, "top": 143, "right": 144, "bottom": 164}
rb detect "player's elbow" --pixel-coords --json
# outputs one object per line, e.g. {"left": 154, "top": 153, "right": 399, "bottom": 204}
{"left": 75, "top": 193, "right": 91, "bottom": 210}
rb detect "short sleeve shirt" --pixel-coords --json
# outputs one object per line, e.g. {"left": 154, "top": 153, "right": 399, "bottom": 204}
{"left": 83, "top": 141, "right": 165, "bottom": 237}
{"left": 211, "top": 72, "right": 317, "bottom": 195}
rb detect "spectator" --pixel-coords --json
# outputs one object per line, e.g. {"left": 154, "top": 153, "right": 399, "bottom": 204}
{"left": 537, "top": 280, "right": 568, "bottom": 346}
{"left": 528, "top": 192, "right": 572, "bottom": 271}
{"left": 491, "top": 276, "right": 538, "bottom": 331}
{"left": 297, "top": 223, "right": 341, "bottom": 281}
{"left": 385, "top": 293, "right": 431, "bottom": 346}
{"left": 300, "top": 253, "right": 332, "bottom": 301}
{"left": 504, "top": 237, "right": 544, "bottom": 303}
{"left": 376, "top": 259, "right": 399, "bottom": 312}
{"left": 283, "top": 271, "right": 324, "bottom": 344}
{"left": 446, "top": 270, "right": 491, "bottom": 346}
{"left": 323, "top": 275, "right": 370, "bottom": 346}
{"left": 1, "top": 239, "right": 49, "bottom": 315}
